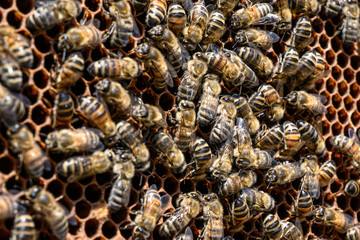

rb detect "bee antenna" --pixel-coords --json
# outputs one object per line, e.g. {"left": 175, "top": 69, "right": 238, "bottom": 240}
{"left": 232, "top": 41, "right": 238, "bottom": 49}
{"left": 61, "top": 48, "right": 67, "bottom": 62}
{"left": 266, "top": 182, "right": 271, "bottom": 188}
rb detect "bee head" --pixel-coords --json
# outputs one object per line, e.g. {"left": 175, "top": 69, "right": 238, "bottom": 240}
{"left": 133, "top": 226, "right": 150, "bottom": 239}
{"left": 179, "top": 100, "right": 195, "bottom": 110}
{"left": 25, "top": 186, "right": 43, "bottom": 200}
{"left": 148, "top": 25, "right": 165, "bottom": 38}
{"left": 235, "top": 31, "right": 247, "bottom": 44}
{"left": 285, "top": 91, "right": 297, "bottom": 104}
{"left": 135, "top": 43, "right": 150, "bottom": 56}
{"left": 58, "top": 34, "right": 73, "bottom": 51}
{"left": 203, "top": 193, "right": 218, "bottom": 202}
{"left": 95, "top": 79, "right": 111, "bottom": 93}
{"left": 314, "top": 206, "right": 325, "bottom": 221}
{"left": 132, "top": 104, "right": 148, "bottom": 119}
{"left": 265, "top": 169, "right": 277, "bottom": 183}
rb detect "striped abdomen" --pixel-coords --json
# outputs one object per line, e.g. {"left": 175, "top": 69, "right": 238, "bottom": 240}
{"left": 284, "top": 121, "right": 301, "bottom": 149}
{"left": 297, "top": 120, "right": 319, "bottom": 142}
{"left": 177, "top": 71, "right": 201, "bottom": 101}
{"left": 45, "top": 207, "right": 68, "bottom": 240}
{"left": 326, "top": 0, "right": 343, "bottom": 18}
{"left": 146, "top": 0, "right": 167, "bottom": 27}
{"left": 143, "top": 188, "right": 162, "bottom": 217}
{"left": 331, "top": 135, "right": 359, "bottom": 157}
{"left": 297, "top": 50, "right": 317, "bottom": 82}
{"left": 236, "top": 47, "right": 261, "bottom": 70}
{"left": 202, "top": 10, "right": 226, "bottom": 44}
{"left": 347, "top": 226, "right": 360, "bottom": 240}
{"left": 23, "top": 145, "right": 45, "bottom": 178}
{"left": 296, "top": 190, "right": 313, "bottom": 214}
{"left": 116, "top": 121, "right": 140, "bottom": 150}
{"left": 197, "top": 91, "right": 219, "bottom": 127}
{"left": 167, "top": 4, "right": 186, "bottom": 37}
{"left": 26, "top": 3, "right": 59, "bottom": 31}
{"left": 318, "top": 160, "right": 336, "bottom": 187}
{"left": 210, "top": 115, "right": 233, "bottom": 145}
{"left": 191, "top": 137, "right": 212, "bottom": 169}
{"left": 12, "top": 214, "right": 36, "bottom": 240}
{"left": 251, "top": 3, "right": 273, "bottom": 19}
{"left": 87, "top": 59, "right": 123, "bottom": 78}
{"left": 54, "top": 91, "right": 74, "bottom": 126}
{"left": 175, "top": 126, "right": 195, "bottom": 152}
{"left": 0, "top": 56, "right": 22, "bottom": 91}
{"left": 344, "top": 180, "right": 360, "bottom": 197}
{"left": 342, "top": 17, "right": 359, "bottom": 46}
{"left": 190, "top": 3, "right": 208, "bottom": 30}
{"left": 1, "top": 93, "right": 27, "bottom": 121}
{"left": 111, "top": 17, "right": 134, "bottom": 47}
{"left": 232, "top": 198, "right": 250, "bottom": 225}
{"left": 249, "top": 92, "right": 267, "bottom": 115}
{"left": 206, "top": 52, "right": 228, "bottom": 78}
{"left": 108, "top": 177, "right": 132, "bottom": 211}
{"left": 57, "top": 52, "right": 84, "bottom": 88}
{"left": 203, "top": 217, "right": 224, "bottom": 240}
{"left": 6, "top": 35, "right": 33, "bottom": 68}
{"left": 0, "top": 195, "right": 16, "bottom": 220}
{"left": 259, "top": 84, "right": 279, "bottom": 105}
{"left": 291, "top": 16, "right": 312, "bottom": 48}
{"left": 160, "top": 205, "right": 192, "bottom": 237}
{"left": 255, "top": 125, "right": 284, "bottom": 150}
{"left": 151, "top": 131, "right": 173, "bottom": 154}
{"left": 281, "top": 47, "right": 299, "bottom": 74}
{"left": 263, "top": 214, "right": 282, "bottom": 239}
{"left": 152, "top": 64, "right": 171, "bottom": 90}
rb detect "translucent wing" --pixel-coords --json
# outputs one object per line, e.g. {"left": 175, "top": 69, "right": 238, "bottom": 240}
{"left": 131, "top": 16, "right": 141, "bottom": 38}
{"left": 234, "top": 117, "right": 252, "bottom": 146}
{"left": 183, "top": 226, "right": 194, "bottom": 240}
{"left": 301, "top": 168, "right": 320, "bottom": 199}
{"left": 175, "top": 0, "right": 194, "bottom": 12}
{"left": 252, "top": 13, "right": 281, "bottom": 25}
{"left": 264, "top": 31, "right": 280, "bottom": 43}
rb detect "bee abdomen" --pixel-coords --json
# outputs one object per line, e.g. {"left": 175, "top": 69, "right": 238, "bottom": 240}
{"left": 167, "top": 4, "right": 186, "bottom": 36}
{"left": 26, "top": 4, "right": 59, "bottom": 31}
{"left": 108, "top": 177, "right": 132, "bottom": 211}
{"left": 49, "top": 210, "right": 68, "bottom": 240}
{"left": 160, "top": 214, "right": 190, "bottom": 237}
{"left": 198, "top": 102, "right": 217, "bottom": 126}
{"left": 8, "top": 38, "right": 33, "bottom": 68}
{"left": 0, "top": 195, "right": 16, "bottom": 219}
{"left": 24, "top": 147, "right": 45, "bottom": 178}
{"left": 54, "top": 92, "right": 74, "bottom": 126}
{"left": 0, "top": 58, "right": 22, "bottom": 91}
{"left": 210, "top": 120, "right": 232, "bottom": 145}
{"left": 233, "top": 199, "right": 250, "bottom": 224}
{"left": 146, "top": 0, "right": 167, "bottom": 27}
{"left": 12, "top": 214, "right": 36, "bottom": 240}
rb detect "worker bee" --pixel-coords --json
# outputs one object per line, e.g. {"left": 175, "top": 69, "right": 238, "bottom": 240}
{"left": 283, "top": 121, "right": 301, "bottom": 151}
{"left": 201, "top": 10, "right": 226, "bottom": 45}
{"left": 240, "top": 187, "right": 275, "bottom": 212}
{"left": 52, "top": 91, "right": 74, "bottom": 127}
{"left": 135, "top": 43, "right": 176, "bottom": 90}
{"left": 210, "top": 133, "right": 233, "bottom": 181}
{"left": 217, "top": 0, "right": 240, "bottom": 17}
{"left": 219, "top": 171, "right": 257, "bottom": 196}
{"left": 78, "top": 96, "right": 116, "bottom": 140}
{"left": 262, "top": 214, "right": 283, "bottom": 239}
{"left": 346, "top": 225, "right": 360, "bottom": 240}
{"left": 87, "top": 57, "right": 143, "bottom": 80}
{"left": 294, "top": 50, "right": 317, "bottom": 86}
{"left": 25, "top": 186, "right": 68, "bottom": 240}
{"left": 209, "top": 96, "right": 237, "bottom": 146}
{"left": 131, "top": 103, "right": 167, "bottom": 130}
{"left": 300, "top": 155, "right": 321, "bottom": 199}
{"left": 148, "top": 25, "right": 190, "bottom": 73}
{"left": 289, "top": 0, "right": 320, "bottom": 15}
{"left": 201, "top": 193, "right": 224, "bottom": 240}
{"left": 197, "top": 74, "right": 220, "bottom": 127}
{"left": 160, "top": 192, "right": 202, "bottom": 238}
{"left": 344, "top": 180, "right": 360, "bottom": 197}
{"left": 46, "top": 128, "right": 104, "bottom": 153}
{"left": 318, "top": 160, "right": 336, "bottom": 187}
{"left": 229, "top": 197, "right": 250, "bottom": 231}
{"left": 116, "top": 121, "right": 150, "bottom": 171}
{"left": 146, "top": 0, "right": 167, "bottom": 27}
{"left": 232, "top": 117, "right": 255, "bottom": 167}
{"left": 326, "top": 0, "right": 344, "bottom": 18}
{"left": 281, "top": 220, "right": 303, "bottom": 240}
{"left": 314, "top": 206, "right": 355, "bottom": 233}
{"left": 230, "top": 3, "right": 280, "bottom": 28}
{"left": 95, "top": 79, "right": 132, "bottom": 117}
{"left": 235, "top": 28, "right": 280, "bottom": 50}
{"left": 188, "top": 136, "right": 213, "bottom": 180}
{"left": 290, "top": 189, "right": 314, "bottom": 217}
{"left": 26, "top": 0, "right": 82, "bottom": 32}
{"left": 277, "top": 0, "right": 292, "bottom": 31}
{"left": 183, "top": 1, "right": 208, "bottom": 46}
{"left": 291, "top": 16, "right": 314, "bottom": 51}
{"left": 0, "top": 53, "right": 22, "bottom": 91}
{"left": 0, "top": 194, "right": 18, "bottom": 220}
{"left": 302, "top": 51, "right": 328, "bottom": 91}
{"left": 235, "top": 46, "right": 274, "bottom": 79}
{"left": 167, "top": 4, "right": 187, "bottom": 37}
{"left": 340, "top": 0, "right": 359, "bottom": 46}
{"left": 108, "top": 151, "right": 135, "bottom": 211}
{"left": 331, "top": 129, "right": 360, "bottom": 169}
{"left": 265, "top": 161, "right": 305, "bottom": 185}
{"left": 131, "top": 185, "right": 170, "bottom": 239}
{"left": 237, "top": 149, "right": 277, "bottom": 170}
{"left": 175, "top": 227, "right": 194, "bottom": 240}
{"left": 255, "top": 125, "right": 284, "bottom": 150}
{"left": 0, "top": 26, "right": 33, "bottom": 69}
{"left": 174, "top": 100, "right": 196, "bottom": 152}
{"left": 233, "top": 95, "right": 260, "bottom": 135}
{"left": 150, "top": 130, "right": 186, "bottom": 173}
{"left": 11, "top": 213, "right": 36, "bottom": 240}
{"left": 296, "top": 120, "right": 326, "bottom": 157}
{"left": 56, "top": 149, "right": 113, "bottom": 181}
{"left": 53, "top": 52, "right": 84, "bottom": 89}
{"left": 107, "top": 0, "right": 141, "bottom": 47}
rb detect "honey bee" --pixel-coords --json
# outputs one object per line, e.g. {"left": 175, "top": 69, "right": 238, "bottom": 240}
{"left": 146, "top": 0, "right": 167, "bottom": 27}
{"left": 135, "top": 43, "right": 176, "bottom": 90}
{"left": 232, "top": 117, "right": 255, "bottom": 167}
{"left": 26, "top": 0, "right": 82, "bottom": 32}
{"left": 167, "top": 4, "right": 187, "bottom": 37}
{"left": 331, "top": 129, "right": 360, "bottom": 169}
{"left": 302, "top": 51, "right": 327, "bottom": 91}
{"left": 283, "top": 121, "right": 301, "bottom": 151}
{"left": 346, "top": 225, "right": 360, "bottom": 240}
{"left": 265, "top": 161, "right": 305, "bottom": 185}
{"left": 290, "top": 189, "right": 314, "bottom": 217}
{"left": 108, "top": 150, "right": 135, "bottom": 211}
{"left": 107, "top": 0, "right": 141, "bottom": 47}
{"left": 233, "top": 95, "right": 260, "bottom": 135}
{"left": 46, "top": 128, "right": 104, "bottom": 153}
{"left": 197, "top": 74, "right": 220, "bottom": 127}
{"left": 0, "top": 26, "right": 34, "bottom": 69}
{"left": 273, "top": 47, "right": 299, "bottom": 92}
{"left": 188, "top": 136, "right": 213, "bottom": 180}
{"left": 201, "top": 10, "right": 226, "bottom": 45}
{"left": 209, "top": 96, "right": 236, "bottom": 146}
{"left": 150, "top": 131, "right": 186, "bottom": 173}
{"left": 240, "top": 187, "right": 275, "bottom": 212}
{"left": 281, "top": 220, "right": 303, "bottom": 240}
{"left": 0, "top": 194, "right": 17, "bottom": 220}
{"left": 235, "top": 46, "right": 274, "bottom": 79}
{"left": 87, "top": 57, "right": 143, "bottom": 80}
{"left": 344, "top": 180, "right": 360, "bottom": 197}
{"left": 56, "top": 149, "right": 113, "bottom": 181}
{"left": 11, "top": 213, "right": 36, "bottom": 240}
{"left": 52, "top": 91, "right": 74, "bottom": 127}
{"left": 217, "top": 0, "right": 240, "bottom": 17}
{"left": 255, "top": 125, "right": 284, "bottom": 150}
{"left": 148, "top": 25, "right": 190, "bottom": 73}
{"left": 238, "top": 149, "right": 277, "bottom": 170}
{"left": 160, "top": 192, "right": 202, "bottom": 238}
{"left": 277, "top": 0, "right": 292, "bottom": 31}
{"left": 289, "top": 0, "right": 320, "bottom": 15}
{"left": 25, "top": 186, "right": 68, "bottom": 240}
{"left": 78, "top": 96, "right": 116, "bottom": 140}
{"left": 116, "top": 121, "right": 150, "bottom": 170}
{"left": 235, "top": 28, "right": 280, "bottom": 50}
{"left": 318, "top": 160, "right": 336, "bottom": 187}
{"left": 175, "top": 100, "right": 196, "bottom": 152}
{"left": 175, "top": 227, "right": 194, "bottom": 240}
{"left": 262, "top": 214, "right": 283, "bottom": 239}
{"left": 131, "top": 103, "right": 167, "bottom": 130}
{"left": 229, "top": 198, "right": 250, "bottom": 230}
{"left": 183, "top": 1, "right": 208, "bottom": 46}
{"left": 219, "top": 171, "right": 257, "bottom": 196}
{"left": 201, "top": 193, "right": 224, "bottom": 240}
{"left": 53, "top": 52, "right": 84, "bottom": 89}
{"left": 341, "top": 1, "right": 360, "bottom": 47}
{"left": 296, "top": 120, "right": 326, "bottom": 157}
{"left": 210, "top": 134, "right": 233, "bottom": 181}
{"left": 294, "top": 50, "right": 317, "bottom": 86}
{"left": 131, "top": 185, "right": 170, "bottom": 239}
{"left": 314, "top": 206, "right": 355, "bottom": 233}
{"left": 95, "top": 79, "right": 132, "bottom": 117}
{"left": 0, "top": 53, "right": 22, "bottom": 91}
{"left": 326, "top": 0, "right": 344, "bottom": 18}
{"left": 230, "top": 3, "right": 280, "bottom": 28}
{"left": 291, "top": 16, "right": 314, "bottom": 51}
{"left": 301, "top": 155, "right": 321, "bottom": 199}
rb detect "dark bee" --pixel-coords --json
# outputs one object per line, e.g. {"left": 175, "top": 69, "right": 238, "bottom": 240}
{"left": 0, "top": 84, "right": 28, "bottom": 121}
{"left": 132, "top": 0, "right": 148, "bottom": 12}
{"left": 235, "top": 28, "right": 280, "bottom": 50}
{"left": 52, "top": 91, "right": 74, "bottom": 127}
{"left": 281, "top": 220, "right": 303, "bottom": 240}
{"left": 263, "top": 214, "right": 283, "bottom": 239}
{"left": 167, "top": 3, "right": 187, "bottom": 37}
{"left": 0, "top": 195, "right": 18, "bottom": 220}
{"left": 286, "top": 91, "right": 327, "bottom": 116}
{"left": 233, "top": 95, "right": 260, "bottom": 135}
{"left": 11, "top": 213, "right": 36, "bottom": 240}
{"left": 175, "top": 100, "right": 196, "bottom": 152}
{"left": 291, "top": 16, "right": 313, "bottom": 51}
{"left": 344, "top": 180, "right": 360, "bottom": 197}
{"left": 229, "top": 198, "right": 250, "bottom": 231}
{"left": 53, "top": 52, "right": 84, "bottom": 89}
{"left": 291, "top": 189, "right": 314, "bottom": 217}
{"left": 183, "top": 1, "right": 208, "bottom": 46}
{"left": 240, "top": 187, "right": 275, "bottom": 212}
{"left": 219, "top": 171, "right": 257, "bottom": 196}
{"left": 326, "top": 0, "right": 344, "bottom": 18}
{"left": 289, "top": 0, "right": 320, "bottom": 15}
{"left": 347, "top": 225, "right": 360, "bottom": 240}
{"left": 331, "top": 129, "right": 360, "bottom": 169}
{"left": 0, "top": 26, "right": 34, "bottom": 68}
{"left": 296, "top": 120, "right": 325, "bottom": 157}
{"left": 341, "top": 0, "right": 359, "bottom": 46}
{"left": 255, "top": 125, "right": 284, "bottom": 150}
{"left": 131, "top": 103, "right": 167, "bottom": 130}
{"left": 0, "top": 53, "right": 22, "bottom": 91}
{"left": 26, "top": 0, "right": 82, "bottom": 32}
{"left": 265, "top": 161, "right": 305, "bottom": 185}
{"left": 146, "top": 0, "right": 167, "bottom": 27}
{"left": 188, "top": 136, "right": 213, "bottom": 180}
{"left": 318, "top": 160, "right": 336, "bottom": 187}
{"left": 314, "top": 206, "right": 355, "bottom": 233}
{"left": 295, "top": 50, "right": 317, "bottom": 86}
{"left": 201, "top": 10, "right": 226, "bottom": 45}
{"left": 202, "top": 193, "right": 224, "bottom": 240}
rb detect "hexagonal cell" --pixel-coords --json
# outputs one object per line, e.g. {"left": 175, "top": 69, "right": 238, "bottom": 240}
{"left": 337, "top": 194, "right": 348, "bottom": 210}
{"left": 326, "top": 78, "right": 336, "bottom": 93}
{"left": 337, "top": 109, "right": 348, "bottom": 124}
{"left": 0, "top": 156, "right": 14, "bottom": 174}
{"left": 0, "top": 0, "right": 12, "bottom": 9}
{"left": 351, "top": 55, "right": 360, "bottom": 70}
{"left": 66, "top": 182, "right": 83, "bottom": 201}
{"left": 338, "top": 81, "right": 348, "bottom": 96}
{"left": 319, "top": 34, "right": 329, "bottom": 49}
{"left": 76, "top": 200, "right": 91, "bottom": 219}
{"left": 180, "top": 179, "right": 195, "bottom": 193}
{"left": 31, "top": 104, "right": 48, "bottom": 125}
{"left": 312, "top": 18, "right": 324, "bottom": 33}
{"left": 85, "top": 183, "right": 102, "bottom": 203}
{"left": 331, "top": 66, "right": 342, "bottom": 80}
{"left": 16, "top": 0, "right": 33, "bottom": 14}
{"left": 159, "top": 92, "right": 175, "bottom": 112}
{"left": 85, "top": 218, "right": 99, "bottom": 238}
{"left": 350, "top": 83, "right": 360, "bottom": 98}
{"left": 331, "top": 122, "right": 342, "bottom": 136}
{"left": 350, "top": 196, "right": 360, "bottom": 211}
{"left": 325, "top": 21, "right": 335, "bottom": 37}
{"left": 34, "top": 35, "right": 52, "bottom": 54}
{"left": 6, "top": 11, "right": 22, "bottom": 29}
{"left": 331, "top": 93, "right": 342, "bottom": 109}
{"left": 132, "top": 171, "right": 145, "bottom": 191}
{"left": 344, "top": 68, "right": 354, "bottom": 83}
{"left": 101, "top": 220, "right": 117, "bottom": 239}
{"left": 337, "top": 53, "right": 349, "bottom": 68}
{"left": 70, "top": 79, "right": 87, "bottom": 96}
{"left": 326, "top": 50, "right": 336, "bottom": 65}
{"left": 110, "top": 206, "right": 129, "bottom": 224}
{"left": 34, "top": 70, "right": 49, "bottom": 89}
{"left": 331, "top": 37, "right": 342, "bottom": 53}
{"left": 164, "top": 176, "right": 179, "bottom": 195}
{"left": 47, "top": 179, "right": 64, "bottom": 198}
{"left": 23, "top": 84, "right": 40, "bottom": 104}
{"left": 147, "top": 173, "right": 162, "bottom": 190}
{"left": 344, "top": 96, "right": 354, "bottom": 111}
{"left": 351, "top": 111, "right": 360, "bottom": 125}
{"left": 196, "top": 180, "right": 210, "bottom": 194}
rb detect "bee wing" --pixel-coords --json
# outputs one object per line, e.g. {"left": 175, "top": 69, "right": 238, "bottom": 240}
{"left": 251, "top": 13, "right": 281, "bottom": 25}
{"left": 348, "top": 128, "right": 360, "bottom": 145}
{"left": 175, "top": 0, "right": 194, "bottom": 12}
{"left": 0, "top": 103, "right": 19, "bottom": 129}
{"left": 264, "top": 31, "right": 280, "bottom": 43}
{"left": 131, "top": 16, "right": 141, "bottom": 38}
{"left": 206, "top": 216, "right": 224, "bottom": 239}
{"left": 183, "top": 226, "right": 194, "bottom": 240}
{"left": 160, "top": 194, "right": 171, "bottom": 213}
{"left": 180, "top": 42, "right": 191, "bottom": 69}
{"left": 165, "top": 61, "right": 177, "bottom": 87}
{"left": 301, "top": 169, "right": 320, "bottom": 199}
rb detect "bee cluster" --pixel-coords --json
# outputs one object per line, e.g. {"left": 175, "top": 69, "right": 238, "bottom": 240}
{"left": 0, "top": 0, "right": 359, "bottom": 239}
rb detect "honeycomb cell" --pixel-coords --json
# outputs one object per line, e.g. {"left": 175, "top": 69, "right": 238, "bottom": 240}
{"left": 331, "top": 66, "right": 342, "bottom": 81}
{"left": 351, "top": 111, "right": 360, "bottom": 125}
{"left": 132, "top": 172, "right": 145, "bottom": 190}
{"left": 34, "top": 70, "right": 49, "bottom": 89}
{"left": 66, "top": 182, "right": 83, "bottom": 201}
{"left": 344, "top": 96, "right": 354, "bottom": 111}
{"left": 331, "top": 121, "right": 342, "bottom": 136}
{"left": 180, "top": 179, "right": 195, "bottom": 193}
{"left": 331, "top": 37, "right": 342, "bottom": 53}
{"left": 142, "top": 90, "right": 157, "bottom": 105}
{"left": 5, "top": 176, "right": 25, "bottom": 194}
{"left": 85, "top": 183, "right": 102, "bottom": 203}
{"left": 0, "top": 0, "right": 12, "bottom": 9}
{"left": 70, "top": 79, "right": 87, "bottom": 96}
{"left": 344, "top": 68, "right": 354, "bottom": 83}
{"left": 147, "top": 173, "right": 162, "bottom": 189}
{"left": 326, "top": 50, "right": 335, "bottom": 65}
{"left": 330, "top": 180, "right": 342, "bottom": 194}
{"left": 331, "top": 93, "right": 342, "bottom": 108}
{"left": 69, "top": 217, "right": 81, "bottom": 235}
{"left": 110, "top": 206, "right": 129, "bottom": 224}
{"left": 312, "top": 18, "right": 323, "bottom": 33}
{"left": 326, "top": 78, "right": 336, "bottom": 93}
{"left": 34, "top": 35, "right": 52, "bottom": 53}
{"left": 159, "top": 92, "right": 175, "bottom": 111}
{"left": 47, "top": 179, "right": 64, "bottom": 198}
{"left": 6, "top": 10, "right": 22, "bottom": 29}
{"left": 102, "top": 221, "right": 117, "bottom": 239}
{"left": 325, "top": 21, "right": 335, "bottom": 37}
{"left": 16, "top": 0, "right": 33, "bottom": 14}
{"left": 164, "top": 176, "right": 179, "bottom": 195}
{"left": 76, "top": 200, "right": 92, "bottom": 219}
{"left": 319, "top": 34, "right": 329, "bottom": 49}
{"left": 351, "top": 56, "right": 360, "bottom": 70}
{"left": 0, "top": 156, "right": 14, "bottom": 174}
{"left": 31, "top": 105, "right": 48, "bottom": 125}
{"left": 135, "top": 74, "right": 149, "bottom": 91}
{"left": 350, "top": 83, "right": 360, "bottom": 98}
{"left": 85, "top": 219, "right": 99, "bottom": 238}
{"left": 338, "top": 80, "right": 348, "bottom": 96}
{"left": 196, "top": 180, "right": 210, "bottom": 194}
{"left": 337, "top": 194, "right": 348, "bottom": 210}
{"left": 96, "top": 171, "right": 113, "bottom": 186}
{"left": 337, "top": 109, "right": 348, "bottom": 124}
{"left": 350, "top": 196, "right": 360, "bottom": 211}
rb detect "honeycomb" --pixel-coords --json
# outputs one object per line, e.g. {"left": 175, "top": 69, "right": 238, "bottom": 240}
{"left": 0, "top": 0, "right": 359, "bottom": 239}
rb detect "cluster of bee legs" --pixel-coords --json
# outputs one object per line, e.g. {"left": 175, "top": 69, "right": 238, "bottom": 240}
{"left": 0, "top": 0, "right": 359, "bottom": 239}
